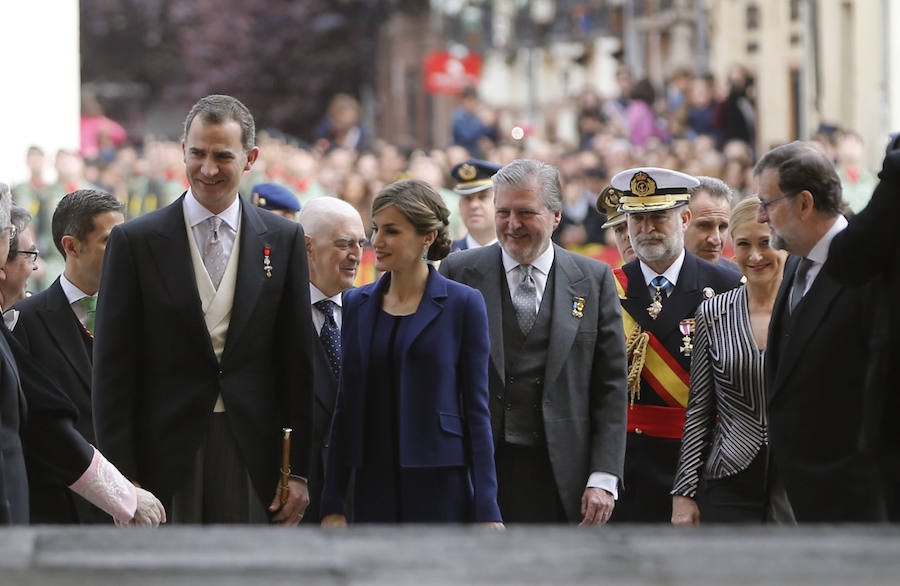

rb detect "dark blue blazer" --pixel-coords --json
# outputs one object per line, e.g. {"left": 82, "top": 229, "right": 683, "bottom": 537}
{"left": 321, "top": 266, "right": 501, "bottom": 522}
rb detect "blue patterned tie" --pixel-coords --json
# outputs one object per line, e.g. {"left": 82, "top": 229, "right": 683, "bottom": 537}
{"left": 651, "top": 275, "right": 673, "bottom": 296}
{"left": 314, "top": 299, "right": 342, "bottom": 379}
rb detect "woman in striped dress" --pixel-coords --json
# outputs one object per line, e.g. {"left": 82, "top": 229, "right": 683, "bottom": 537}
{"left": 671, "top": 197, "right": 787, "bottom": 524}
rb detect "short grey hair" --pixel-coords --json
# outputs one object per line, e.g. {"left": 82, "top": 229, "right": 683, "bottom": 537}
{"left": 492, "top": 158, "right": 563, "bottom": 213}
{"left": 0, "top": 183, "right": 11, "bottom": 231}
{"left": 690, "top": 176, "right": 733, "bottom": 205}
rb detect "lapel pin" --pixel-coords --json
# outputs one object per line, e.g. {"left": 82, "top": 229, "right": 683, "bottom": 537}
{"left": 702, "top": 287, "right": 715, "bottom": 299}
{"left": 571, "top": 297, "right": 585, "bottom": 318}
{"left": 263, "top": 246, "right": 273, "bottom": 278}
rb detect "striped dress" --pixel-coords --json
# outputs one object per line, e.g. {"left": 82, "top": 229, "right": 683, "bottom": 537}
{"left": 671, "top": 286, "right": 768, "bottom": 498}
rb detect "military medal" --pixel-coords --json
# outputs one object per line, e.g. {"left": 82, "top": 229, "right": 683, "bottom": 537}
{"left": 572, "top": 297, "right": 585, "bottom": 318}
{"left": 679, "top": 318, "right": 695, "bottom": 356}
{"left": 263, "top": 246, "right": 273, "bottom": 278}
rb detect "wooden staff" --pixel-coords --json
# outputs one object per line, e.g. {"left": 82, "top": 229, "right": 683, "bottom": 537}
{"left": 280, "top": 427, "right": 292, "bottom": 505}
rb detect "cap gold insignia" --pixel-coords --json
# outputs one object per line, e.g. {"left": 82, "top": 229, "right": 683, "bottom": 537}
{"left": 458, "top": 164, "right": 477, "bottom": 181}
{"left": 600, "top": 186, "right": 622, "bottom": 212}
{"left": 572, "top": 297, "right": 585, "bottom": 318}
{"left": 630, "top": 171, "right": 657, "bottom": 197}
{"left": 703, "top": 287, "right": 715, "bottom": 299}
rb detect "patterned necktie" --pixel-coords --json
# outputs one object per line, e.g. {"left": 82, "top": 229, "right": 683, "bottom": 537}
{"left": 512, "top": 264, "right": 538, "bottom": 336}
{"left": 78, "top": 296, "right": 97, "bottom": 334}
{"left": 789, "top": 257, "right": 814, "bottom": 313}
{"left": 314, "top": 299, "right": 342, "bottom": 379}
{"left": 203, "top": 216, "right": 226, "bottom": 289}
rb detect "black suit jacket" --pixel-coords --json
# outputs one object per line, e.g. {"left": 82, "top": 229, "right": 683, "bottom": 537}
{"left": 13, "top": 278, "right": 107, "bottom": 523}
{"left": 0, "top": 327, "right": 28, "bottom": 524}
{"left": 305, "top": 298, "right": 340, "bottom": 523}
{"left": 92, "top": 195, "right": 315, "bottom": 511}
{"left": 766, "top": 254, "right": 885, "bottom": 522}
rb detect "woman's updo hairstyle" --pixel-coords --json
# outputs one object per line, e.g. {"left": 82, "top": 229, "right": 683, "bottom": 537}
{"left": 729, "top": 196, "right": 761, "bottom": 240}
{"left": 372, "top": 179, "right": 452, "bottom": 261}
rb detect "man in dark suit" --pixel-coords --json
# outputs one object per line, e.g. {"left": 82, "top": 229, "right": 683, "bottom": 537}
{"left": 609, "top": 167, "right": 742, "bottom": 523}
{"left": 13, "top": 189, "right": 124, "bottom": 523}
{"left": 449, "top": 160, "right": 499, "bottom": 252}
{"left": 93, "top": 94, "right": 315, "bottom": 525}
{"left": 440, "top": 158, "right": 627, "bottom": 525}
{"left": 825, "top": 138, "right": 900, "bottom": 520}
{"left": 757, "top": 141, "right": 886, "bottom": 522}
{"left": 0, "top": 205, "right": 39, "bottom": 319}
{"left": 296, "top": 196, "right": 365, "bottom": 522}
{"left": 685, "top": 176, "right": 742, "bottom": 274}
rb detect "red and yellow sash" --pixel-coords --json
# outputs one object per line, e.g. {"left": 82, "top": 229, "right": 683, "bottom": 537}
{"left": 613, "top": 269, "right": 690, "bottom": 408}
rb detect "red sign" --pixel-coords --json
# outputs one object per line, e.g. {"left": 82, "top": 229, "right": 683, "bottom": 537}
{"left": 423, "top": 50, "right": 483, "bottom": 95}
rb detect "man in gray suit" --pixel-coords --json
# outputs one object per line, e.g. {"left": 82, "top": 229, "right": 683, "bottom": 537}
{"left": 440, "top": 158, "right": 627, "bottom": 525}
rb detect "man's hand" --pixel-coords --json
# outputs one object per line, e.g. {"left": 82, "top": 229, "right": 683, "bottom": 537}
{"left": 321, "top": 514, "right": 348, "bottom": 528}
{"left": 116, "top": 487, "right": 166, "bottom": 527}
{"left": 268, "top": 477, "right": 309, "bottom": 526}
{"left": 671, "top": 495, "right": 701, "bottom": 526}
{"left": 579, "top": 487, "right": 615, "bottom": 526}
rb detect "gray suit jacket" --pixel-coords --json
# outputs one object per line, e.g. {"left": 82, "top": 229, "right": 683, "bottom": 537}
{"left": 440, "top": 243, "right": 627, "bottom": 521}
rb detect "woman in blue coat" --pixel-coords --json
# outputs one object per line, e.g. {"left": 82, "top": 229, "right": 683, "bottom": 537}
{"left": 321, "top": 179, "right": 502, "bottom": 525}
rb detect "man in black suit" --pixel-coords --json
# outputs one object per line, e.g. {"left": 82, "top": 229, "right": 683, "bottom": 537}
{"left": 825, "top": 138, "right": 900, "bottom": 520}
{"left": 296, "top": 196, "right": 365, "bottom": 522}
{"left": 13, "top": 189, "right": 124, "bottom": 523}
{"left": 609, "top": 167, "right": 742, "bottom": 522}
{"left": 441, "top": 158, "right": 627, "bottom": 525}
{"left": 757, "top": 141, "right": 886, "bottom": 522}
{"left": 685, "top": 176, "right": 742, "bottom": 274}
{"left": 93, "top": 95, "right": 315, "bottom": 525}
{"left": 449, "top": 160, "right": 500, "bottom": 252}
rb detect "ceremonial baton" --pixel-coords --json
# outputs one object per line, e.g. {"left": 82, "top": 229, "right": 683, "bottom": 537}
{"left": 280, "top": 427, "right": 292, "bottom": 505}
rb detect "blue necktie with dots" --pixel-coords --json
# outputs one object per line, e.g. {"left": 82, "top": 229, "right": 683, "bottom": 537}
{"left": 314, "top": 299, "right": 342, "bottom": 379}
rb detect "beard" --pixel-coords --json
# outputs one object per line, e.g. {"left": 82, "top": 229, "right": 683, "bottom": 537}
{"left": 633, "top": 229, "right": 684, "bottom": 264}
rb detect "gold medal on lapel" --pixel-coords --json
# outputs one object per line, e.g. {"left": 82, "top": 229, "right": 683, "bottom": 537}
{"left": 679, "top": 318, "right": 695, "bottom": 356}
{"left": 572, "top": 297, "right": 585, "bottom": 318}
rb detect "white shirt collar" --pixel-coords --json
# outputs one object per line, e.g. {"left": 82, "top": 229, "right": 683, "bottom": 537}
{"left": 184, "top": 188, "right": 241, "bottom": 231}
{"left": 807, "top": 214, "right": 848, "bottom": 265}
{"left": 309, "top": 283, "right": 343, "bottom": 308}
{"left": 60, "top": 273, "right": 91, "bottom": 304}
{"left": 639, "top": 248, "right": 686, "bottom": 287}
{"left": 465, "top": 233, "right": 497, "bottom": 250}
{"left": 501, "top": 242, "right": 555, "bottom": 276}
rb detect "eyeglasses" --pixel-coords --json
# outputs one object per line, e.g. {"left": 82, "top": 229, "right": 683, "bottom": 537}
{"left": 759, "top": 195, "right": 789, "bottom": 213}
{"left": 13, "top": 249, "right": 39, "bottom": 264}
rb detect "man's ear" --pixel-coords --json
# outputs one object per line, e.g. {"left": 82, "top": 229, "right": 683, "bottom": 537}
{"left": 61, "top": 235, "right": 78, "bottom": 259}
{"left": 305, "top": 234, "right": 313, "bottom": 255}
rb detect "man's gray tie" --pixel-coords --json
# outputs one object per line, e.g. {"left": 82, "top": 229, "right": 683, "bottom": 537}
{"left": 513, "top": 264, "right": 537, "bottom": 336}
{"left": 789, "top": 257, "right": 814, "bottom": 313}
{"left": 203, "top": 216, "right": 226, "bottom": 289}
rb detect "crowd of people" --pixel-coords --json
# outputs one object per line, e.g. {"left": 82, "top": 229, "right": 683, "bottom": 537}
{"left": 0, "top": 65, "right": 895, "bottom": 528}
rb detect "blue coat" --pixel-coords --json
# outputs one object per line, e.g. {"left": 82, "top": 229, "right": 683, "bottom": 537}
{"left": 321, "top": 266, "right": 501, "bottom": 522}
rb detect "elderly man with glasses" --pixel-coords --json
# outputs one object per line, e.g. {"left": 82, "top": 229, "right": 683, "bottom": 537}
{"left": 0, "top": 205, "right": 39, "bottom": 326}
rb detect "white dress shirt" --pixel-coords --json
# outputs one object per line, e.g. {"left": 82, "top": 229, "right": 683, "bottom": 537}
{"left": 60, "top": 273, "right": 94, "bottom": 330}
{"left": 501, "top": 244, "right": 619, "bottom": 499}
{"left": 310, "top": 284, "right": 343, "bottom": 334}
{"left": 639, "top": 248, "right": 686, "bottom": 297}
{"left": 800, "top": 214, "right": 848, "bottom": 296}
{"left": 184, "top": 188, "right": 241, "bottom": 262}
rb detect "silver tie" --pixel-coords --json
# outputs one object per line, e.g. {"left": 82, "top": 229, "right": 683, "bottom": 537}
{"left": 203, "top": 216, "right": 226, "bottom": 289}
{"left": 789, "top": 257, "right": 814, "bottom": 313}
{"left": 513, "top": 264, "right": 537, "bottom": 336}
